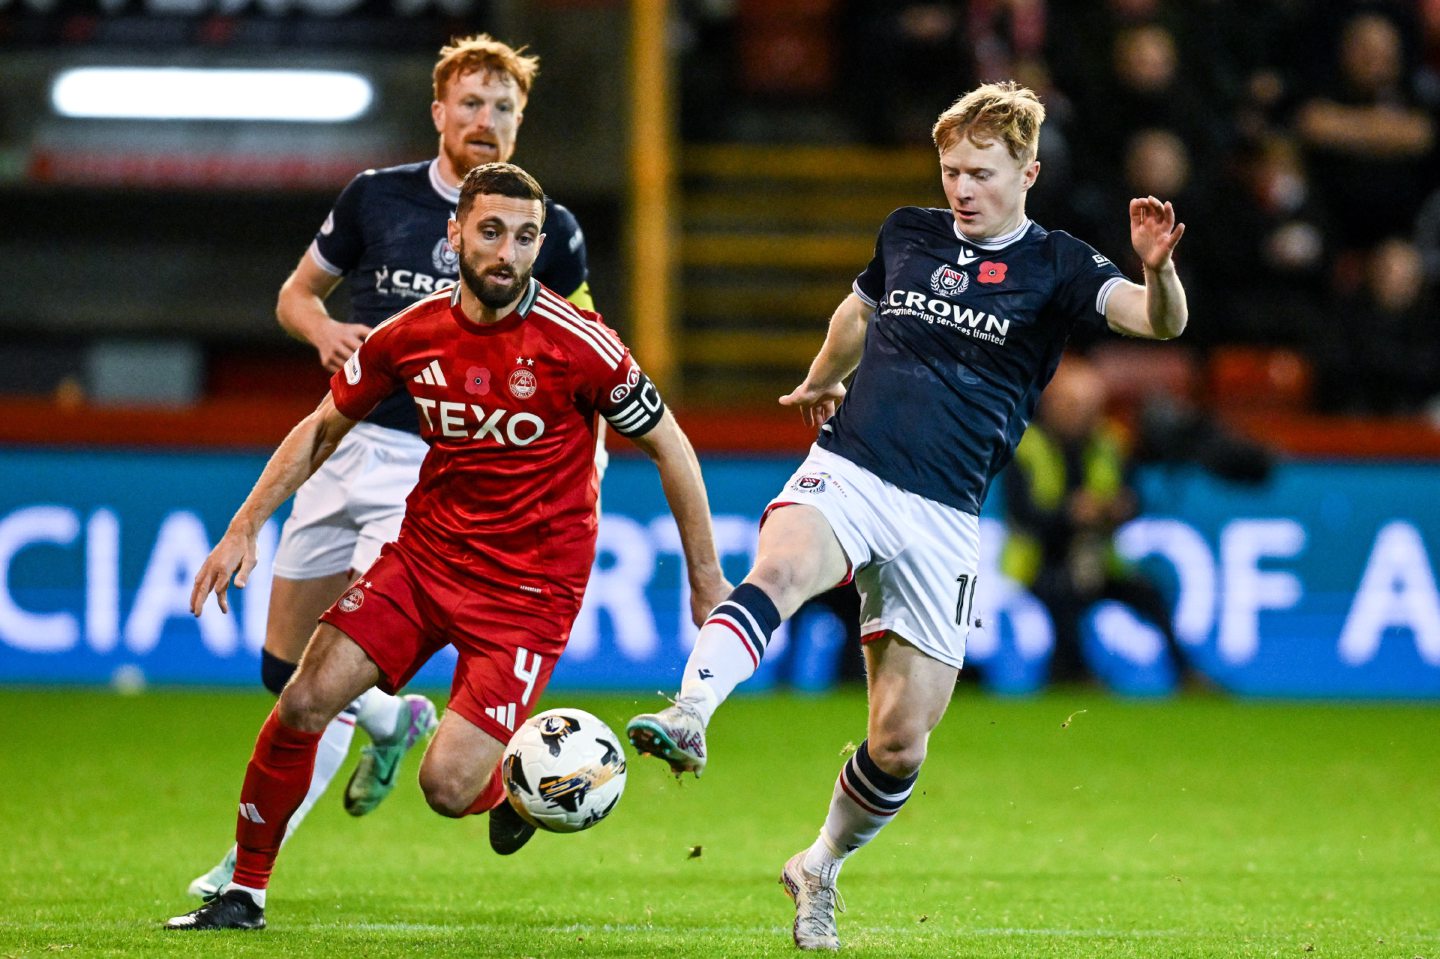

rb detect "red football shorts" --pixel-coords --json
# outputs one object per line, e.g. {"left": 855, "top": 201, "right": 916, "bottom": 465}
{"left": 319, "top": 540, "right": 576, "bottom": 745}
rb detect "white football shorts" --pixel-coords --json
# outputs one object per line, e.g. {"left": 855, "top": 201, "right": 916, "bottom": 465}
{"left": 767, "top": 444, "right": 981, "bottom": 668}
{"left": 272, "top": 422, "right": 427, "bottom": 579}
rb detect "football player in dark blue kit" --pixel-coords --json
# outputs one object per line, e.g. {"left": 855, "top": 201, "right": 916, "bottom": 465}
{"left": 627, "top": 81, "right": 1188, "bottom": 951}
{"left": 187, "top": 34, "right": 595, "bottom": 897}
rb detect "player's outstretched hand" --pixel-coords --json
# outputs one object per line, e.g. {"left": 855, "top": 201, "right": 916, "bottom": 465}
{"left": 689, "top": 573, "right": 735, "bottom": 627}
{"left": 190, "top": 531, "right": 257, "bottom": 616}
{"left": 316, "top": 320, "right": 370, "bottom": 372}
{"left": 779, "top": 381, "right": 847, "bottom": 429}
{"left": 1129, "top": 196, "right": 1186, "bottom": 272}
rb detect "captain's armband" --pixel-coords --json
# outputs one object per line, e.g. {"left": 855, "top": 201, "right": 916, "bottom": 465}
{"left": 600, "top": 368, "right": 666, "bottom": 438}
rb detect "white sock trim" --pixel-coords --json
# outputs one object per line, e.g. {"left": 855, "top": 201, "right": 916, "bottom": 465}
{"left": 354, "top": 688, "right": 404, "bottom": 742}
{"left": 220, "top": 881, "right": 266, "bottom": 908}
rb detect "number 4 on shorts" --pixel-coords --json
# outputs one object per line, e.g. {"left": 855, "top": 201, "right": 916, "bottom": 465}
{"left": 513, "top": 648, "right": 543, "bottom": 705}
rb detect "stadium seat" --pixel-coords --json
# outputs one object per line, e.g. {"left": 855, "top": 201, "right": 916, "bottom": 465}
{"left": 737, "top": 0, "right": 837, "bottom": 96}
{"left": 1087, "top": 341, "right": 1200, "bottom": 407}
{"left": 1206, "top": 346, "right": 1314, "bottom": 411}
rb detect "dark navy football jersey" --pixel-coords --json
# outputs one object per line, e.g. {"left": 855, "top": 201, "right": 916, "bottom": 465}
{"left": 310, "top": 158, "right": 590, "bottom": 433}
{"left": 817, "top": 207, "right": 1126, "bottom": 515}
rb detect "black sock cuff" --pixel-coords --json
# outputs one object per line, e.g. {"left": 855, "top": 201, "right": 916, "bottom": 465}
{"left": 730, "top": 582, "right": 782, "bottom": 634}
{"left": 260, "top": 649, "right": 297, "bottom": 696}
{"left": 855, "top": 739, "right": 919, "bottom": 794}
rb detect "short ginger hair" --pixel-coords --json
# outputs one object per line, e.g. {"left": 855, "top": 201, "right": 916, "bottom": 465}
{"left": 932, "top": 81, "right": 1046, "bottom": 163}
{"left": 432, "top": 33, "right": 540, "bottom": 102}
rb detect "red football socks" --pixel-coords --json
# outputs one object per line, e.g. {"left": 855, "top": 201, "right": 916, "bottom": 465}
{"left": 462, "top": 759, "right": 507, "bottom": 816}
{"left": 231, "top": 707, "right": 323, "bottom": 889}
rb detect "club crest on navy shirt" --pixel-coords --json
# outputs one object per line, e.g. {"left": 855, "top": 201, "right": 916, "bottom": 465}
{"left": 930, "top": 263, "right": 969, "bottom": 295}
{"left": 431, "top": 238, "right": 459, "bottom": 275}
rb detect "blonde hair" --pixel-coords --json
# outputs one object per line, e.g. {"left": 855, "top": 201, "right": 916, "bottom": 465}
{"left": 931, "top": 81, "right": 1045, "bottom": 163}
{"left": 432, "top": 33, "right": 540, "bottom": 102}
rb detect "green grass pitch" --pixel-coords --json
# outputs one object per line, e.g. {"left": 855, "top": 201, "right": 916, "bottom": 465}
{"left": 1, "top": 687, "right": 1436, "bottom": 958}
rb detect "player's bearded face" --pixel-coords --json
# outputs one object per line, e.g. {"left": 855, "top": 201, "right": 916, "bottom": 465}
{"left": 453, "top": 197, "right": 544, "bottom": 311}
{"left": 460, "top": 249, "right": 533, "bottom": 309}
{"left": 434, "top": 70, "right": 525, "bottom": 181}
{"left": 939, "top": 136, "right": 1039, "bottom": 241}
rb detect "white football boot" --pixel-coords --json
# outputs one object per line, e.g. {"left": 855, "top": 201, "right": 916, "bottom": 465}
{"left": 780, "top": 851, "right": 843, "bottom": 951}
{"left": 625, "top": 699, "right": 707, "bottom": 777}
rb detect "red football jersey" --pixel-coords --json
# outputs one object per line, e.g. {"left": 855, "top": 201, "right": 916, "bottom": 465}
{"left": 330, "top": 279, "right": 663, "bottom": 607}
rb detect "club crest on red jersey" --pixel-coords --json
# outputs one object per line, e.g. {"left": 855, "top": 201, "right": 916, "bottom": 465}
{"left": 515, "top": 364, "right": 541, "bottom": 397}
{"left": 338, "top": 587, "right": 365, "bottom": 612}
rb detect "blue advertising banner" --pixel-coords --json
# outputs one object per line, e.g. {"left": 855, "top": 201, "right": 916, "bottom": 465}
{"left": 1, "top": 448, "right": 1437, "bottom": 698}
{"left": 1121, "top": 465, "right": 1440, "bottom": 697}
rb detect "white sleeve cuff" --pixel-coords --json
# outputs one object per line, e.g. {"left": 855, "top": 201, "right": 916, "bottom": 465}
{"left": 1095, "top": 276, "right": 1125, "bottom": 316}
{"left": 308, "top": 241, "right": 344, "bottom": 277}
{"left": 852, "top": 280, "right": 878, "bottom": 308}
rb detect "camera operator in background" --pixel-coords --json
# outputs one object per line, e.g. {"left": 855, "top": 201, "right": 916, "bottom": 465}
{"left": 1000, "top": 358, "right": 1179, "bottom": 684}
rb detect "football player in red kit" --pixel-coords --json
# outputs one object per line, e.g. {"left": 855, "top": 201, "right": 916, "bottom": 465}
{"left": 166, "top": 162, "right": 731, "bottom": 932}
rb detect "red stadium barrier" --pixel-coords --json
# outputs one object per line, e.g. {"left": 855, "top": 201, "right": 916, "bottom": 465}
{"left": 1, "top": 395, "right": 1438, "bottom": 459}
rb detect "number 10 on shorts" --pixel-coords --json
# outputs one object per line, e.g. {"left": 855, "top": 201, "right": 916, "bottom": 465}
{"left": 954, "top": 574, "right": 978, "bottom": 627}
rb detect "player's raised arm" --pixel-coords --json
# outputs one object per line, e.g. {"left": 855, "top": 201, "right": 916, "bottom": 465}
{"left": 625, "top": 410, "right": 732, "bottom": 624}
{"left": 779, "top": 292, "right": 875, "bottom": 428}
{"left": 276, "top": 252, "right": 370, "bottom": 372}
{"left": 191, "top": 394, "right": 359, "bottom": 616}
{"left": 1104, "top": 196, "right": 1189, "bottom": 340}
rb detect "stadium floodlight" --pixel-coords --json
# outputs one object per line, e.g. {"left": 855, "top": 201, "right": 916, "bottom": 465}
{"left": 51, "top": 67, "right": 374, "bottom": 122}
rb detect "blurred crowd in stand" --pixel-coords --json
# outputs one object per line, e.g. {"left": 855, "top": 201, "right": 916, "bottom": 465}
{"left": 676, "top": 0, "right": 1440, "bottom": 418}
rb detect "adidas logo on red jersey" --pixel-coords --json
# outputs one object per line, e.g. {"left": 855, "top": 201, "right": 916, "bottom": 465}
{"left": 413, "top": 359, "right": 448, "bottom": 387}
